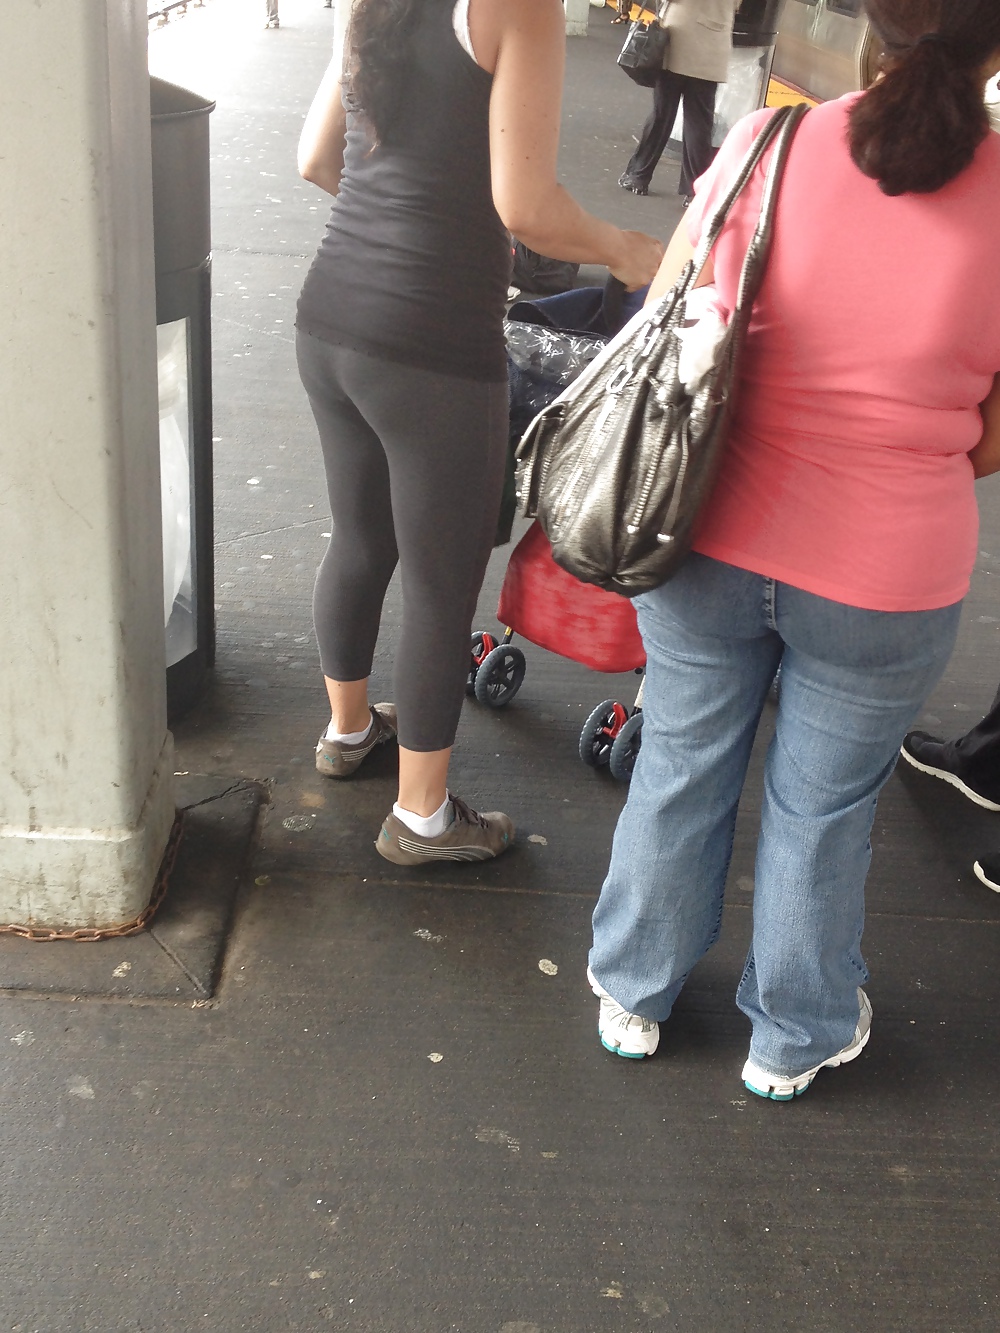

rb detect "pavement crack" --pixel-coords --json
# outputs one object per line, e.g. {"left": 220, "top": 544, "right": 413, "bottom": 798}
{"left": 323, "top": 873, "right": 597, "bottom": 900}
{"left": 215, "top": 314, "right": 295, "bottom": 345}
{"left": 216, "top": 518, "right": 329, "bottom": 547}
{"left": 147, "top": 929, "right": 211, "bottom": 997}
{"left": 213, "top": 246, "right": 314, "bottom": 260}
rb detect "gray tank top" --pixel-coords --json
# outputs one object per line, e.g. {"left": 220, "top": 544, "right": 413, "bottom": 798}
{"left": 296, "top": 0, "right": 510, "bottom": 382}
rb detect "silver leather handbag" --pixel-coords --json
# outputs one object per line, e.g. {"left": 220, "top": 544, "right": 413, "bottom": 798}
{"left": 515, "top": 102, "right": 807, "bottom": 597}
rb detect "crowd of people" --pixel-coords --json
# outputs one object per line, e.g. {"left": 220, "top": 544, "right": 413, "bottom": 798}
{"left": 291, "top": 0, "right": 1000, "bottom": 1101}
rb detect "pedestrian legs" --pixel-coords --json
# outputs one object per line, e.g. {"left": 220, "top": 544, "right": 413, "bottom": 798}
{"left": 676, "top": 76, "right": 718, "bottom": 197}
{"left": 622, "top": 70, "right": 718, "bottom": 196}
{"left": 622, "top": 69, "right": 684, "bottom": 192}
{"left": 941, "top": 681, "right": 1000, "bottom": 787}
{"left": 738, "top": 585, "right": 960, "bottom": 1076}
{"left": 590, "top": 553, "right": 961, "bottom": 1076}
{"left": 590, "top": 556, "right": 783, "bottom": 1018}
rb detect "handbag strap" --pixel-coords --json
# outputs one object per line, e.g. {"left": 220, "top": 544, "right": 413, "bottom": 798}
{"left": 733, "top": 103, "right": 808, "bottom": 317}
{"left": 690, "top": 102, "right": 808, "bottom": 294}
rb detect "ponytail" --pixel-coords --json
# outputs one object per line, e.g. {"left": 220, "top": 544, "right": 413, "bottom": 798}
{"left": 345, "top": 0, "right": 420, "bottom": 146}
{"left": 848, "top": 0, "right": 1000, "bottom": 196}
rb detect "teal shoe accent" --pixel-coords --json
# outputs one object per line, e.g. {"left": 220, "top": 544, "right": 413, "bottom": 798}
{"left": 601, "top": 1036, "right": 647, "bottom": 1059}
{"left": 745, "top": 1079, "right": 795, "bottom": 1101}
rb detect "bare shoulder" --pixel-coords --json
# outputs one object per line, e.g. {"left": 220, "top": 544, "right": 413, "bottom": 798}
{"left": 494, "top": 0, "right": 565, "bottom": 28}
{"left": 469, "top": 0, "right": 565, "bottom": 71}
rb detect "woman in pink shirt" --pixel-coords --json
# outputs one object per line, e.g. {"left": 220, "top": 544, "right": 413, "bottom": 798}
{"left": 587, "top": 0, "right": 1000, "bottom": 1099}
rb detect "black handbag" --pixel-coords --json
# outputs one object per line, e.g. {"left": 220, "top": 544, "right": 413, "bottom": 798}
{"left": 617, "top": 17, "right": 670, "bottom": 88}
{"left": 514, "top": 103, "right": 807, "bottom": 597}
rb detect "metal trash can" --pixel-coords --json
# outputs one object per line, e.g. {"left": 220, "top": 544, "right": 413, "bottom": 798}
{"left": 715, "top": 0, "right": 784, "bottom": 141}
{"left": 150, "top": 76, "right": 216, "bottom": 723}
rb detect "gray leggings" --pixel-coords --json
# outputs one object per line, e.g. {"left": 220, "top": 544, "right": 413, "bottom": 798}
{"left": 297, "top": 332, "right": 508, "bottom": 752}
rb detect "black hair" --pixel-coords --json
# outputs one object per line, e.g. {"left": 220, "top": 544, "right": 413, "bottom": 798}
{"left": 344, "top": 0, "right": 420, "bottom": 146}
{"left": 849, "top": 0, "right": 1000, "bottom": 195}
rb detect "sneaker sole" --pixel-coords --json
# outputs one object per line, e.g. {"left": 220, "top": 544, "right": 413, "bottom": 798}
{"left": 376, "top": 838, "right": 500, "bottom": 865}
{"left": 898, "top": 746, "right": 1000, "bottom": 811}
{"left": 600, "top": 1034, "right": 649, "bottom": 1059}
{"left": 744, "top": 1014, "right": 871, "bottom": 1101}
{"left": 973, "top": 861, "right": 1000, "bottom": 893}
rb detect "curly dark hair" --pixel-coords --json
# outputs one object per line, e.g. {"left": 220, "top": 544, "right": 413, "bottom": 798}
{"left": 344, "top": 0, "right": 421, "bottom": 146}
{"left": 849, "top": 0, "right": 1000, "bottom": 195}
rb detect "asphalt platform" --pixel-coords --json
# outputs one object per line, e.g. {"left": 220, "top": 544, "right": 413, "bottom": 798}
{"left": 2, "top": 2, "right": 999, "bottom": 1329}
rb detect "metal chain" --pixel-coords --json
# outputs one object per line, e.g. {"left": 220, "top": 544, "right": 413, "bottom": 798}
{"left": 0, "top": 814, "right": 186, "bottom": 943}
{"left": 0, "top": 778, "right": 262, "bottom": 944}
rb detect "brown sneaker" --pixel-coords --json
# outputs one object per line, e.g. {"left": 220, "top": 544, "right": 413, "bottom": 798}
{"left": 375, "top": 795, "right": 514, "bottom": 865}
{"left": 315, "top": 703, "right": 397, "bottom": 779}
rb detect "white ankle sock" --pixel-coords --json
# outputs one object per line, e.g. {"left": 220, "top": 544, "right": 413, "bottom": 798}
{"left": 325, "top": 716, "right": 373, "bottom": 745}
{"left": 393, "top": 795, "right": 453, "bottom": 838}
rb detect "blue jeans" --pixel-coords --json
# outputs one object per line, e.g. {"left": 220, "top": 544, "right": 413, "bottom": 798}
{"left": 589, "top": 555, "right": 961, "bottom": 1078}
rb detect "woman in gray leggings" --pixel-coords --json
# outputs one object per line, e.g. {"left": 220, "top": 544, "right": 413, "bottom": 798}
{"left": 295, "top": 0, "right": 663, "bottom": 864}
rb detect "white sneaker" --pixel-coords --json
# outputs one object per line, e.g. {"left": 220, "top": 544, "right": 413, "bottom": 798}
{"left": 742, "top": 989, "right": 872, "bottom": 1101}
{"left": 587, "top": 967, "right": 659, "bottom": 1058}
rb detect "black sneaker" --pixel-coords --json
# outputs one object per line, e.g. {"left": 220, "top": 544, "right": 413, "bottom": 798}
{"left": 618, "top": 173, "right": 649, "bottom": 196}
{"left": 973, "top": 856, "right": 1000, "bottom": 893}
{"left": 899, "top": 731, "right": 1000, "bottom": 812}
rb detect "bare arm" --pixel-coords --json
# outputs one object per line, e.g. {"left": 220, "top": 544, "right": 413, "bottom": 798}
{"left": 298, "top": 58, "right": 348, "bottom": 197}
{"left": 969, "top": 372, "right": 1000, "bottom": 479}
{"left": 644, "top": 215, "right": 714, "bottom": 304}
{"left": 485, "top": 0, "right": 663, "bottom": 290}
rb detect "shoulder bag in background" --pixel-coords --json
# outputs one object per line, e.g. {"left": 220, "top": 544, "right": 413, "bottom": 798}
{"left": 514, "top": 103, "right": 808, "bottom": 597}
{"left": 617, "top": 4, "right": 670, "bottom": 88}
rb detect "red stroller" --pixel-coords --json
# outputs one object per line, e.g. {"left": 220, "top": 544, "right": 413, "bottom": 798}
{"left": 467, "top": 286, "right": 647, "bottom": 782}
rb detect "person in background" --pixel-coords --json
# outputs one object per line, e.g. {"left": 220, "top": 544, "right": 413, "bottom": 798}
{"left": 620, "top": 0, "right": 739, "bottom": 199}
{"left": 901, "top": 690, "right": 1000, "bottom": 891}
{"left": 295, "top": 0, "right": 663, "bottom": 865}
{"left": 589, "top": 0, "right": 1000, "bottom": 1099}
{"left": 265, "top": 0, "right": 279, "bottom": 30}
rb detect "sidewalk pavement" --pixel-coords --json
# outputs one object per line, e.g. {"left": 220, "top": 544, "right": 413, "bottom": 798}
{"left": 1, "top": 3, "right": 998, "bottom": 1329}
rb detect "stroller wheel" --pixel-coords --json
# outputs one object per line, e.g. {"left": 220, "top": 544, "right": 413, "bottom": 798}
{"left": 474, "top": 643, "right": 526, "bottom": 708}
{"left": 468, "top": 630, "right": 498, "bottom": 696}
{"left": 609, "top": 712, "right": 643, "bottom": 783}
{"left": 579, "top": 699, "right": 628, "bottom": 769}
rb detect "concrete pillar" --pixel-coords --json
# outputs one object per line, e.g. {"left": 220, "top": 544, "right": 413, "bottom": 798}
{"left": 0, "top": 0, "right": 175, "bottom": 929}
{"left": 565, "top": 0, "right": 592, "bottom": 38}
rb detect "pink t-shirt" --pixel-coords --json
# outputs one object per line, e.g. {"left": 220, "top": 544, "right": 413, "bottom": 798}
{"left": 684, "top": 95, "right": 1000, "bottom": 611}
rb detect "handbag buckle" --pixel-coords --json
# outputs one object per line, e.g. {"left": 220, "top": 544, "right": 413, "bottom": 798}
{"left": 605, "top": 362, "right": 633, "bottom": 394}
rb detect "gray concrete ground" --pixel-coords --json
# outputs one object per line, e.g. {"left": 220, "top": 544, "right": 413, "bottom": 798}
{"left": 2, "top": 2, "right": 999, "bottom": 1329}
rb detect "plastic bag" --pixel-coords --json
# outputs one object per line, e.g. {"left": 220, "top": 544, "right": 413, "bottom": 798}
{"left": 505, "top": 320, "right": 608, "bottom": 438}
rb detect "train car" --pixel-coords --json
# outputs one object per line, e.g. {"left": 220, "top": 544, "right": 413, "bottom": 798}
{"left": 770, "top": 0, "right": 880, "bottom": 104}
{"left": 610, "top": 2, "right": 1000, "bottom": 125}
{"left": 770, "top": 0, "right": 1000, "bottom": 127}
